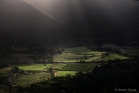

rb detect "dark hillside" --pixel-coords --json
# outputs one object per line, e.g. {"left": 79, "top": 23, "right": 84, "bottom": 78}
{"left": 0, "top": 0, "right": 75, "bottom": 47}
{"left": 0, "top": 0, "right": 139, "bottom": 47}
{"left": 24, "top": 0, "right": 139, "bottom": 46}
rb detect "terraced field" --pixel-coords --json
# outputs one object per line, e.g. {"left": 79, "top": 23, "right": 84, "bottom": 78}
{"left": 14, "top": 72, "right": 51, "bottom": 86}
{"left": 53, "top": 47, "right": 105, "bottom": 62}
{"left": 18, "top": 63, "right": 96, "bottom": 71}
{"left": 95, "top": 53, "right": 127, "bottom": 61}
{"left": 18, "top": 64, "right": 52, "bottom": 70}
{"left": 60, "top": 63, "right": 96, "bottom": 71}
{"left": 0, "top": 46, "right": 128, "bottom": 87}
{"left": 53, "top": 46, "right": 127, "bottom": 62}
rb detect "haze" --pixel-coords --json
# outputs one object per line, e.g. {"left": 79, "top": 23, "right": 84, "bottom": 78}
{"left": 24, "top": 0, "right": 139, "bottom": 30}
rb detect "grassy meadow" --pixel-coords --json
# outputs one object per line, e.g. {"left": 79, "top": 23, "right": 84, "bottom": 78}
{"left": 57, "top": 71, "right": 77, "bottom": 76}
{"left": 15, "top": 72, "right": 51, "bottom": 86}
{"left": 17, "top": 63, "right": 96, "bottom": 71}
{"left": 53, "top": 46, "right": 105, "bottom": 62}
{"left": 95, "top": 53, "right": 127, "bottom": 61}
{"left": 14, "top": 71, "right": 77, "bottom": 86}
{"left": 0, "top": 46, "right": 129, "bottom": 88}
{"left": 53, "top": 46, "right": 127, "bottom": 62}
{"left": 61, "top": 63, "right": 96, "bottom": 71}
{"left": 18, "top": 64, "right": 52, "bottom": 70}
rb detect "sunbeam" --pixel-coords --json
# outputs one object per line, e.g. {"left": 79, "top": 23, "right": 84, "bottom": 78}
{"left": 23, "top": 0, "right": 57, "bottom": 21}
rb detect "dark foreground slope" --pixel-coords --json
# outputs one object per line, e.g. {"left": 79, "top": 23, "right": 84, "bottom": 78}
{"left": 15, "top": 59, "right": 139, "bottom": 93}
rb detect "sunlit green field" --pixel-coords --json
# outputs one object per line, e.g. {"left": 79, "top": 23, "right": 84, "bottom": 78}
{"left": 53, "top": 46, "right": 106, "bottom": 62}
{"left": 17, "top": 63, "right": 96, "bottom": 71}
{"left": 95, "top": 53, "right": 127, "bottom": 61}
{"left": 18, "top": 64, "right": 52, "bottom": 70}
{"left": 61, "top": 63, "right": 96, "bottom": 71}
{"left": 14, "top": 71, "right": 77, "bottom": 86}
{"left": 18, "top": 64, "right": 68, "bottom": 70}
{"left": 58, "top": 71, "right": 77, "bottom": 76}
{"left": 0, "top": 46, "right": 128, "bottom": 87}
{"left": 53, "top": 46, "right": 127, "bottom": 62}
{"left": 0, "top": 67, "right": 77, "bottom": 86}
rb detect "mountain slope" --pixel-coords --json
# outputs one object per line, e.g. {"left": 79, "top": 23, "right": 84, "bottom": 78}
{"left": 24, "top": 0, "right": 139, "bottom": 46}
{"left": 1, "top": 0, "right": 139, "bottom": 47}
{"left": 0, "top": 0, "right": 75, "bottom": 47}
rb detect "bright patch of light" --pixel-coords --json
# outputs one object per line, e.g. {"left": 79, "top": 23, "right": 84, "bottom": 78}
{"left": 23, "top": 0, "right": 139, "bottom": 30}
{"left": 23, "top": 0, "right": 57, "bottom": 20}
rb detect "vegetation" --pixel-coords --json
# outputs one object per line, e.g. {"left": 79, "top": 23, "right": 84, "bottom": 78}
{"left": 53, "top": 47, "right": 127, "bottom": 62}
{"left": 1, "top": 0, "right": 139, "bottom": 92}
{"left": 0, "top": 46, "right": 138, "bottom": 93}
{"left": 14, "top": 59, "right": 139, "bottom": 93}
{"left": 18, "top": 64, "right": 52, "bottom": 70}
{"left": 0, "top": 67, "right": 11, "bottom": 75}
{"left": 17, "top": 63, "right": 97, "bottom": 71}
{"left": 61, "top": 63, "right": 96, "bottom": 71}
{"left": 57, "top": 71, "right": 77, "bottom": 76}
{"left": 15, "top": 72, "right": 51, "bottom": 86}
{"left": 95, "top": 53, "right": 127, "bottom": 61}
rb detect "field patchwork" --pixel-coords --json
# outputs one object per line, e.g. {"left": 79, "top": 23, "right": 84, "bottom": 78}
{"left": 53, "top": 46, "right": 127, "bottom": 62}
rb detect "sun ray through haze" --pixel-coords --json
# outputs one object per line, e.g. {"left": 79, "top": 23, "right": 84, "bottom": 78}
{"left": 23, "top": 0, "right": 57, "bottom": 21}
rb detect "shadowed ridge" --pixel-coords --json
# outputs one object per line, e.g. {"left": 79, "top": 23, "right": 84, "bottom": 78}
{"left": 0, "top": 0, "right": 74, "bottom": 47}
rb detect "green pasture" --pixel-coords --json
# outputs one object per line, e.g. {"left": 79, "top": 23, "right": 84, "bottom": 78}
{"left": 17, "top": 64, "right": 67, "bottom": 70}
{"left": 18, "top": 64, "right": 52, "bottom": 70}
{"left": 53, "top": 46, "right": 105, "bottom": 62}
{"left": 15, "top": 71, "right": 76, "bottom": 86}
{"left": 52, "top": 64, "right": 67, "bottom": 69}
{"left": 61, "top": 63, "right": 96, "bottom": 71}
{"left": 53, "top": 46, "right": 127, "bottom": 62}
{"left": 17, "top": 63, "right": 97, "bottom": 71}
{"left": 57, "top": 71, "right": 77, "bottom": 76}
{"left": 95, "top": 53, "right": 127, "bottom": 61}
